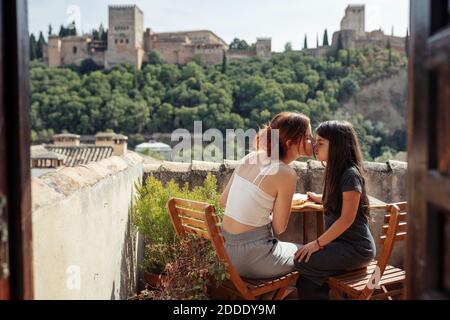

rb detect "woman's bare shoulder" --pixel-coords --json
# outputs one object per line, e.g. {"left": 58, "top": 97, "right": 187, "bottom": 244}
{"left": 267, "top": 163, "right": 297, "bottom": 183}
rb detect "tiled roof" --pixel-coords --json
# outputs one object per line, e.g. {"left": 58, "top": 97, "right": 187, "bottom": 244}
{"left": 46, "top": 145, "right": 113, "bottom": 167}
{"left": 31, "top": 145, "right": 65, "bottom": 160}
{"left": 53, "top": 133, "right": 80, "bottom": 139}
{"left": 95, "top": 132, "right": 128, "bottom": 140}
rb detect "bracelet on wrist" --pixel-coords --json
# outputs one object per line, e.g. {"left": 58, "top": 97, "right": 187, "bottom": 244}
{"left": 316, "top": 239, "right": 324, "bottom": 250}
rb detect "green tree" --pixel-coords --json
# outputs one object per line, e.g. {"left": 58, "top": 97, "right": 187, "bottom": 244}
{"left": 284, "top": 42, "right": 293, "bottom": 52}
{"left": 336, "top": 32, "right": 344, "bottom": 56}
{"left": 282, "top": 83, "right": 309, "bottom": 102}
{"left": 304, "top": 35, "right": 308, "bottom": 49}
{"left": 78, "top": 59, "right": 102, "bottom": 74}
{"left": 37, "top": 31, "right": 46, "bottom": 59}
{"left": 337, "top": 76, "right": 359, "bottom": 102}
{"left": 221, "top": 50, "right": 227, "bottom": 74}
{"left": 386, "top": 39, "right": 392, "bottom": 66}
{"left": 58, "top": 22, "right": 77, "bottom": 37}
{"left": 58, "top": 24, "right": 66, "bottom": 37}
{"left": 147, "top": 51, "right": 163, "bottom": 65}
{"left": 323, "top": 29, "right": 329, "bottom": 46}
{"left": 229, "top": 38, "right": 250, "bottom": 50}
{"left": 29, "top": 33, "right": 38, "bottom": 61}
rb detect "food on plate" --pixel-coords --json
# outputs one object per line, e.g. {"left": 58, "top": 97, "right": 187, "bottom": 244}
{"left": 292, "top": 193, "right": 308, "bottom": 206}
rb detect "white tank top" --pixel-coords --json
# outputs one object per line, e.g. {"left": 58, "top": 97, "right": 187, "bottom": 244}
{"left": 224, "top": 152, "right": 287, "bottom": 227}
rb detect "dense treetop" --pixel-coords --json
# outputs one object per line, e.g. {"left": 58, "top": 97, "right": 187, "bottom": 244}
{"left": 30, "top": 46, "right": 407, "bottom": 160}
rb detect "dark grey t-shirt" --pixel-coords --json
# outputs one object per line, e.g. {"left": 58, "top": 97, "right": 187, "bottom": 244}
{"left": 324, "top": 167, "right": 376, "bottom": 258}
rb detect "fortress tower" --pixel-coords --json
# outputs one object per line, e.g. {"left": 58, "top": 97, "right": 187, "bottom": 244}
{"left": 105, "top": 5, "right": 145, "bottom": 69}
{"left": 255, "top": 38, "right": 272, "bottom": 60}
{"left": 340, "top": 5, "right": 365, "bottom": 37}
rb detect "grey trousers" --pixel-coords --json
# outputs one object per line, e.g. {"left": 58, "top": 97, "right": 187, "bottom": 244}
{"left": 221, "top": 223, "right": 301, "bottom": 279}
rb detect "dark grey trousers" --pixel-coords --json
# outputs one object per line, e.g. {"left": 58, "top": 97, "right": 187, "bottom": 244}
{"left": 294, "top": 240, "right": 375, "bottom": 299}
{"left": 222, "top": 223, "right": 302, "bottom": 279}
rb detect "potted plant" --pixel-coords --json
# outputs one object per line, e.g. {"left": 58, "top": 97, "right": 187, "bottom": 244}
{"left": 131, "top": 173, "right": 227, "bottom": 296}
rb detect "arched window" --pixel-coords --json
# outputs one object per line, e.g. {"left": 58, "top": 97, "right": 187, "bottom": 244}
{"left": 73, "top": 46, "right": 77, "bottom": 54}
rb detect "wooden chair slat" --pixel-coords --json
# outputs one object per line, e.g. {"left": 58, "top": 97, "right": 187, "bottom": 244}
{"left": 173, "top": 198, "right": 210, "bottom": 211}
{"left": 339, "top": 266, "right": 397, "bottom": 285}
{"left": 394, "top": 202, "right": 407, "bottom": 211}
{"left": 182, "top": 224, "right": 210, "bottom": 239}
{"left": 381, "top": 221, "right": 408, "bottom": 235}
{"left": 331, "top": 262, "right": 380, "bottom": 281}
{"left": 353, "top": 273, "right": 405, "bottom": 291}
{"left": 379, "top": 231, "right": 407, "bottom": 244}
{"left": 349, "top": 269, "right": 405, "bottom": 288}
{"left": 370, "top": 288, "right": 404, "bottom": 300}
{"left": 176, "top": 206, "right": 207, "bottom": 221}
{"left": 384, "top": 212, "right": 408, "bottom": 224}
{"left": 250, "top": 274, "right": 298, "bottom": 296}
{"left": 180, "top": 216, "right": 208, "bottom": 230}
{"left": 243, "top": 279, "right": 261, "bottom": 286}
{"left": 244, "top": 274, "right": 288, "bottom": 288}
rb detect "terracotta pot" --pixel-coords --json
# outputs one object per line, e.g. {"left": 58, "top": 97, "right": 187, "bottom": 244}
{"left": 144, "top": 271, "right": 167, "bottom": 288}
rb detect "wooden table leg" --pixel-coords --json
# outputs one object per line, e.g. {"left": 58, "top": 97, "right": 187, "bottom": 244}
{"left": 303, "top": 213, "right": 308, "bottom": 244}
{"left": 316, "top": 212, "right": 324, "bottom": 237}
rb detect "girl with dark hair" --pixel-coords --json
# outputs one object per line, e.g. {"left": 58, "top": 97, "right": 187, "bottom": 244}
{"left": 294, "top": 120, "right": 376, "bottom": 299}
{"left": 220, "top": 112, "right": 314, "bottom": 279}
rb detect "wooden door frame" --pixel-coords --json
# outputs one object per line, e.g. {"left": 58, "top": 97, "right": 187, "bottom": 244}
{"left": 406, "top": 0, "right": 450, "bottom": 299}
{"left": 0, "top": 0, "right": 34, "bottom": 300}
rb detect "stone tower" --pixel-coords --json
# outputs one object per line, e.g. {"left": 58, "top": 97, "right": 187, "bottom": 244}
{"left": 46, "top": 35, "right": 63, "bottom": 67}
{"left": 106, "top": 5, "right": 145, "bottom": 69}
{"left": 255, "top": 38, "right": 272, "bottom": 60}
{"left": 340, "top": 5, "right": 365, "bottom": 37}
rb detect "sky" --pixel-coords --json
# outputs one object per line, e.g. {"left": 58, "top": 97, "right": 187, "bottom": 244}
{"left": 28, "top": 0, "right": 409, "bottom": 52}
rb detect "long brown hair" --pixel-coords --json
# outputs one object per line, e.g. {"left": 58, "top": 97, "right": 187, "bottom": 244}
{"left": 315, "top": 120, "right": 370, "bottom": 218}
{"left": 255, "top": 112, "right": 310, "bottom": 159}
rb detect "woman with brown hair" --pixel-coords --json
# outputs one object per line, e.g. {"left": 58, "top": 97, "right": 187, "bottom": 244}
{"left": 219, "top": 111, "right": 314, "bottom": 279}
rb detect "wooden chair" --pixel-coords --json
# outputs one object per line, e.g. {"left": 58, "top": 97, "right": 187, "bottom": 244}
{"left": 167, "top": 197, "right": 299, "bottom": 300}
{"left": 328, "top": 202, "right": 407, "bottom": 300}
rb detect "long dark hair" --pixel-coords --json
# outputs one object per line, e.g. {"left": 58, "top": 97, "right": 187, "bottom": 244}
{"left": 254, "top": 112, "right": 310, "bottom": 159}
{"left": 316, "top": 120, "right": 370, "bottom": 218}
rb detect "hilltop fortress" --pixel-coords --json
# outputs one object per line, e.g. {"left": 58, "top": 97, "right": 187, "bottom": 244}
{"left": 44, "top": 4, "right": 271, "bottom": 69}
{"left": 304, "top": 5, "right": 406, "bottom": 57}
{"left": 44, "top": 4, "right": 406, "bottom": 69}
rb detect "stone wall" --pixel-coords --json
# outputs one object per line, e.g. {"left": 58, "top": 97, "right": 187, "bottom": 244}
{"left": 227, "top": 49, "right": 257, "bottom": 62}
{"left": 32, "top": 152, "right": 144, "bottom": 299}
{"left": 144, "top": 159, "right": 407, "bottom": 267}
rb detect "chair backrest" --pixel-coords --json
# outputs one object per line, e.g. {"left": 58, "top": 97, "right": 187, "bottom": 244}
{"left": 380, "top": 202, "right": 408, "bottom": 245}
{"left": 167, "top": 197, "right": 255, "bottom": 299}
{"left": 360, "top": 202, "right": 407, "bottom": 299}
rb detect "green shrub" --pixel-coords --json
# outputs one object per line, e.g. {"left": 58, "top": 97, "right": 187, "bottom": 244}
{"left": 131, "top": 173, "right": 223, "bottom": 274}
